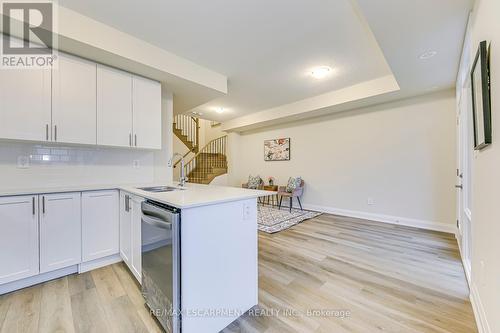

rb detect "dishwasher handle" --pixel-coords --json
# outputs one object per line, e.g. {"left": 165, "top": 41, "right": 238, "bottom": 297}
{"left": 141, "top": 215, "right": 172, "bottom": 230}
{"left": 142, "top": 201, "right": 178, "bottom": 221}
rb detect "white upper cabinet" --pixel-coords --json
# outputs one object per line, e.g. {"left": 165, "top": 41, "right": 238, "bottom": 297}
{"left": 132, "top": 76, "right": 162, "bottom": 149}
{"left": 0, "top": 195, "right": 39, "bottom": 285}
{"left": 97, "top": 65, "right": 133, "bottom": 148}
{"left": 0, "top": 66, "right": 51, "bottom": 142}
{"left": 82, "top": 190, "right": 119, "bottom": 262}
{"left": 39, "top": 192, "right": 82, "bottom": 273}
{"left": 0, "top": 45, "right": 162, "bottom": 149}
{"left": 52, "top": 53, "right": 97, "bottom": 145}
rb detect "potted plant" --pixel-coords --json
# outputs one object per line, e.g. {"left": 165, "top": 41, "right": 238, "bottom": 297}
{"left": 268, "top": 177, "right": 275, "bottom": 186}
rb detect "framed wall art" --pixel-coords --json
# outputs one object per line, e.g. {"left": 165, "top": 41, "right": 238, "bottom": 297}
{"left": 264, "top": 138, "right": 290, "bottom": 161}
{"left": 471, "top": 40, "right": 492, "bottom": 150}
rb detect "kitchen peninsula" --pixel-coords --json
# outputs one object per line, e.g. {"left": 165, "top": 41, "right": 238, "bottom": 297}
{"left": 0, "top": 182, "right": 271, "bottom": 333}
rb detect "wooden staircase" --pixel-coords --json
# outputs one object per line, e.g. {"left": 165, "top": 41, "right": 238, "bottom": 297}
{"left": 173, "top": 115, "right": 199, "bottom": 154}
{"left": 184, "top": 136, "right": 228, "bottom": 184}
{"left": 173, "top": 115, "right": 228, "bottom": 184}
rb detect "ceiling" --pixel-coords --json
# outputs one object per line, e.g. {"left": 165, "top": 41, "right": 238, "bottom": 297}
{"left": 59, "top": 0, "right": 474, "bottom": 128}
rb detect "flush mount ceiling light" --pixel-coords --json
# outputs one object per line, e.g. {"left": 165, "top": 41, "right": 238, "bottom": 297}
{"left": 214, "top": 107, "right": 225, "bottom": 114}
{"left": 419, "top": 51, "right": 437, "bottom": 60}
{"left": 310, "top": 66, "right": 332, "bottom": 79}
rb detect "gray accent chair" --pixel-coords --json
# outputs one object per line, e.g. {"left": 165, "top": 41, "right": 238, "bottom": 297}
{"left": 278, "top": 180, "right": 304, "bottom": 212}
{"left": 241, "top": 178, "right": 264, "bottom": 190}
{"left": 242, "top": 177, "right": 265, "bottom": 204}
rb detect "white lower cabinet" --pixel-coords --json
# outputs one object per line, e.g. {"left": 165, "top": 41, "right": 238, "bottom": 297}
{"left": 0, "top": 196, "right": 39, "bottom": 285}
{"left": 0, "top": 189, "right": 147, "bottom": 291}
{"left": 82, "top": 191, "right": 119, "bottom": 262}
{"left": 119, "top": 191, "right": 133, "bottom": 267}
{"left": 119, "top": 191, "right": 144, "bottom": 283}
{"left": 39, "top": 192, "right": 82, "bottom": 274}
{"left": 131, "top": 196, "right": 143, "bottom": 281}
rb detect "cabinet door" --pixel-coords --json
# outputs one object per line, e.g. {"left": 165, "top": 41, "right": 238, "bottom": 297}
{"left": 119, "top": 192, "right": 132, "bottom": 267}
{"left": 40, "top": 192, "right": 82, "bottom": 273}
{"left": 82, "top": 190, "right": 119, "bottom": 262}
{"left": 0, "top": 196, "right": 39, "bottom": 284}
{"left": 52, "top": 53, "right": 97, "bottom": 144}
{"left": 97, "top": 65, "right": 133, "bottom": 147}
{"left": 130, "top": 196, "right": 144, "bottom": 282}
{"left": 132, "top": 76, "right": 162, "bottom": 149}
{"left": 0, "top": 37, "right": 51, "bottom": 142}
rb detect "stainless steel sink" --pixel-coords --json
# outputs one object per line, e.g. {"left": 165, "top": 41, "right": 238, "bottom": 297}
{"left": 137, "top": 186, "right": 185, "bottom": 193}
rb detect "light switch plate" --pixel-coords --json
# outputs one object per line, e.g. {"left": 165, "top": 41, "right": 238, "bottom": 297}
{"left": 17, "top": 156, "right": 30, "bottom": 169}
{"left": 367, "top": 197, "right": 375, "bottom": 205}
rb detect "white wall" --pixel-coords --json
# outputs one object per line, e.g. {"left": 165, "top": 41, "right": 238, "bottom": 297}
{"left": 0, "top": 89, "right": 173, "bottom": 190}
{"left": 154, "top": 90, "right": 174, "bottom": 183}
{"left": 465, "top": 0, "right": 500, "bottom": 332}
{"left": 203, "top": 122, "right": 226, "bottom": 144}
{"left": 228, "top": 90, "right": 457, "bottom": 231}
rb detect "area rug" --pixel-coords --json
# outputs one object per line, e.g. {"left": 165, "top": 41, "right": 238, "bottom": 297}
{"left": 257, "top": 204, "right": 322, "bottom": 233}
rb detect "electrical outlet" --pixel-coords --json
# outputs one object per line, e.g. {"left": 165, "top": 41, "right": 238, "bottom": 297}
{"left": 17, "top": 156, "right": 30, "bottom": 169}
{"left": 243, "top": 202, "right": 251, "bottom": 220}
{"left": 133, "top": 160, "right": 140, "bottom": 168}
{"left": 367, "top": 197, "right": 375, "bottom": 205}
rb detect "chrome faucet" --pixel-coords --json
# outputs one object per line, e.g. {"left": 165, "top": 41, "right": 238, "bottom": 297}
{"left": 168, "top": 153, "right": 188, "bottom": 187}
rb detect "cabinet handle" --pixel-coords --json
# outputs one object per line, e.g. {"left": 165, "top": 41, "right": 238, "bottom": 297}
{"left": 42, "top": 196, "right": 45, "bottom": 214}
{"left": 32, "top": 197, "right": 35, "bottom": 215}
{"left": 129, "top": 134, "right": 132, "bottom": 147}
{"left": 135, "top": 134, "right": 137, "bottom": 147}
{"left": 125, "top": 194, "right": 129, "bottom": 212}
{"left": 54, "top": 125, "right": 57, "bottom": 141}
{"left": 45, "top": 124, "right": 49, "bottom": 141}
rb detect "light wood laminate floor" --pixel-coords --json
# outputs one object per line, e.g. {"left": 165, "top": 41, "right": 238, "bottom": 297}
{"left": 0, "top": 214, "right": 477, "bottom": 333}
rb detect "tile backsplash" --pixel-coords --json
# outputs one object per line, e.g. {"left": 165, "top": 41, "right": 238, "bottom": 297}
{"left": 0, "top": 142, "right": 156, "bottom": 189}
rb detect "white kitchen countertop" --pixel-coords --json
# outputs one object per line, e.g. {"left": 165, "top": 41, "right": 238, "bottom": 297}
{"left": 0, "top": 182, "right": 275, "bottom": 209}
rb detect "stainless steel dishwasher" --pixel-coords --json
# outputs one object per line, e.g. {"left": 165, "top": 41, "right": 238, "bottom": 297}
{"left": 141, "top": 200, "right": 181, "bottom": 333}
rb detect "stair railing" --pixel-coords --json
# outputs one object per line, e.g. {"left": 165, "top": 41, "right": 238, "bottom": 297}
{"left": 184, "top": 135, "right": 227, "bottom": 182}
{"left": 173, "top": 114, "right": 199, "bottom": 150}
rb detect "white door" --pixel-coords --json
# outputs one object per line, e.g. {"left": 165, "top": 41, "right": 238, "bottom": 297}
{"left": 39, "top": 192, "right": 82, "bottom": 273}
{"left": 130, "top": 195, "right": 144, "bottom": 282}
{"left": 0, "top": 37, "right": 51, "bottom": 142}
{"left": 97, "top": 65, "right": 133, "bottom": 147}
{"left": 119, "top": 192, "right": 132, "bottom": 267}
{"left": 0, "top": 195, "right": 39, "bottom": 284}
{"left": 457, "top": 83, "right": 473, "bottom": 281}
{"left": 456, "top": 20, "right": 473, "bottom": 283}
{"left": 132, "top": 76, "right": 162, "bottom": 149}
{"left": 52, "top": 53, "right": 97, "bottom": 144}
{"left": 82, "top": 190, "right": 119, "bottom": 262}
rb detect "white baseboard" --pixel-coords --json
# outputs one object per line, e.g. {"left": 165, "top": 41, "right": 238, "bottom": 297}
{"left": 78, "top": 254, "right": 122, "bottom": 273}
{"left": 470, "top": 283, "right": 491, "bottom": 333}
{"left": 303, "top": 204, "right": 457, "bottom": 234}
{"left": 0, "top": 265, "right": 78, "bottom": 295}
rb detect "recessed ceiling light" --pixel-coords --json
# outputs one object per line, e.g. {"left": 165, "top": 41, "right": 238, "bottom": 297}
{"left": 192, "top": 111, "right": 203, "bottom": 116}
{"left": 215, "top": 107, "right": 225, "bottom": 114}
{"left": 419, "top": 51, "right": 437, "bottom": 60}
{"left": 310, "top": 66, "right": 332, "bottom": 79}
